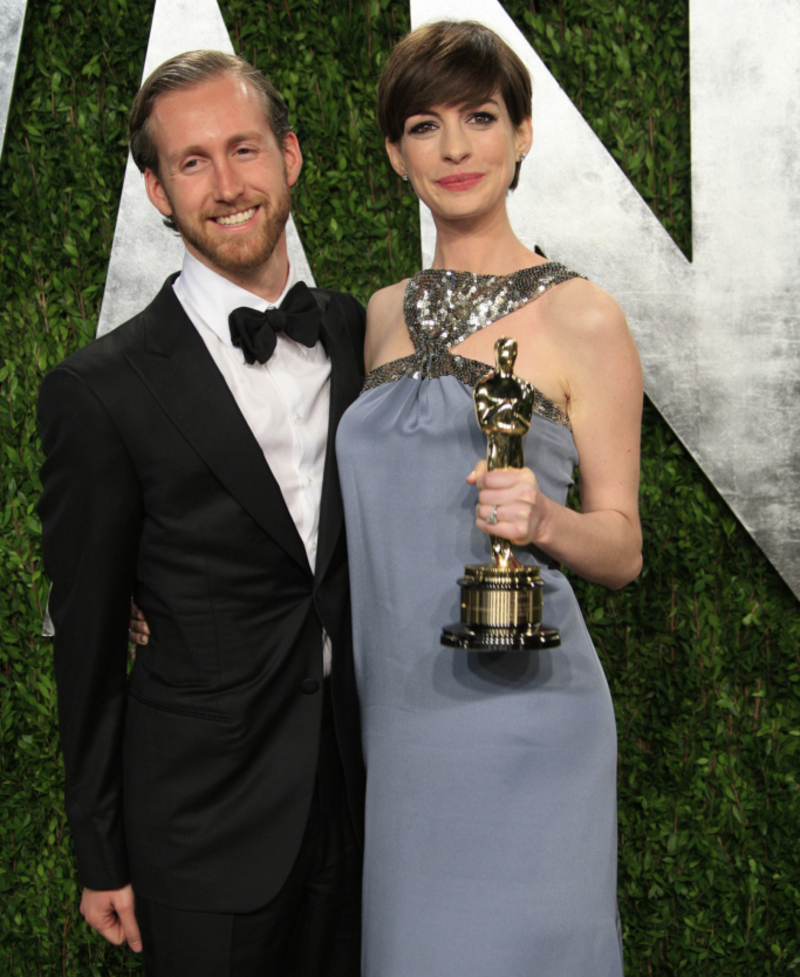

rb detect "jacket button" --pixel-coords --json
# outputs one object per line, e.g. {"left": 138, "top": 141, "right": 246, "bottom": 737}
{"left": 301, "top": 679, "right": 320, "bottom": 695}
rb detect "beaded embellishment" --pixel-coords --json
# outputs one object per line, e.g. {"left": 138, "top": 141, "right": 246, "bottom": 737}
{"left": 361, "top": 262, "right": 583, "bottom": 428}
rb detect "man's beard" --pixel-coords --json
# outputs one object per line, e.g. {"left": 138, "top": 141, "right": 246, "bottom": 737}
{"left": 168, "top": 182, "right": 291, "bottom": 276}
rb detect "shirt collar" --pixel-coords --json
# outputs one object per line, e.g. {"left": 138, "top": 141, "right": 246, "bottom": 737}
{"left": 174, "top": 248, "right": 297, "bottom": 350}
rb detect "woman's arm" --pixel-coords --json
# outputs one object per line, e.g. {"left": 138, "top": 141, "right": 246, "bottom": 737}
{"left": 470, "top": 282, "right": 643, "bottom": 590}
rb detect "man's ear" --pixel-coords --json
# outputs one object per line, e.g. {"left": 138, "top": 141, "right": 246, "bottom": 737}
{"left": 282, "top": 132, "right": 303, "bottom": 188}
{"left": 144, "top": 168, "right": 173, "bottom": 219}
{"left": 385, "top": 137, "right": 407, "bottom": 180}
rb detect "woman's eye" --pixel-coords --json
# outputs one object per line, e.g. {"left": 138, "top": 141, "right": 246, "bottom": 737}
{"left": 470, "top": 112, "right": 497, "bottom": 125}
{"left": 408, "top": 121, "right": 436, "bottom": 135}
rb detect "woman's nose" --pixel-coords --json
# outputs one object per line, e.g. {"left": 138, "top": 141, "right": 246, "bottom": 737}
{"left": 441, "top": 123, "right": 470, "bottom": 163}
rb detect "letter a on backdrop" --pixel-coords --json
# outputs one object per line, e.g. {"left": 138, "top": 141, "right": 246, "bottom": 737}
{"left": 96, "top": 0, "right": 315, "bottom": 338}
{"left": 412, "top": 0, "right": 800, "bottom": 600}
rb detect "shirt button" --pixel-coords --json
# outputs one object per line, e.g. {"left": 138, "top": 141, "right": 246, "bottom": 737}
{"left": 301, "top": 679, "right": 320, "bottom": 695}
{"left": 307, "top": 477, "right": 314, "bottom": 484}
{"left": 295, "top": 413, "right": 302, "bottom": 422}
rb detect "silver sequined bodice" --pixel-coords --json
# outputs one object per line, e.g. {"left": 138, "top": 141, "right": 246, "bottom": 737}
{"left": 362, "top": 262, "right": 583, "bottom": 428}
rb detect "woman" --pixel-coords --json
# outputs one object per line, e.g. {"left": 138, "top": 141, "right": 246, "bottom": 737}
{"left": 335, "top": 19, "right": 642, "bottom": 977}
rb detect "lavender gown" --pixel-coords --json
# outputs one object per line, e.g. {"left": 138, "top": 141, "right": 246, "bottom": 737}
{"left": 336, "top": 265, "right": 624, "bottom": 977}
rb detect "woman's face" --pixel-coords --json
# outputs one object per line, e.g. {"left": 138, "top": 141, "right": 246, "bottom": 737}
{"left": 386, "top": 94, "right": 531, "bottom": 225}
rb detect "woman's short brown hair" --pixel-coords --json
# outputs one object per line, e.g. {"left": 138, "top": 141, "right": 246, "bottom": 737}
{"left": 377, "top": 21, "right": 532, "bottom": 189}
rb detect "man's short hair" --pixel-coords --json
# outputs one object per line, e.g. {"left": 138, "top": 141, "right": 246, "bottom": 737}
{"left": 377, "top": 21, "right": 532, "bottom": 190}
{"left": 128, "top": 49, "right": 292, "bottom": 178}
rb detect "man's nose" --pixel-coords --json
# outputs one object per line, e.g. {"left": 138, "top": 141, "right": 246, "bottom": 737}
{"left": 212, "top": 158, "right": 245, "bottom": 200}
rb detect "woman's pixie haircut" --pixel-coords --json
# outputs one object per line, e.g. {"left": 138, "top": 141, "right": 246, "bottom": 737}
{"left": 377, "top": 20, "right": 532, "bottom": 190}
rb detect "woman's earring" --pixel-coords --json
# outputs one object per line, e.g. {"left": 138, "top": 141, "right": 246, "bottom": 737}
{"left": 518, "top": 152, "right": 526, "bottom": 162}
{"left": 402, "top": 174, "right": 409, "bottom": 182}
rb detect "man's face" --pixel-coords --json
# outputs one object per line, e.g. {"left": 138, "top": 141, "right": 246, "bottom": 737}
{"left": 144, "top": 73, "right": 302, "bottom": 279}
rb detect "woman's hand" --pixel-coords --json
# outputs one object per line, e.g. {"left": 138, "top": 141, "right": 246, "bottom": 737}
{"left": 468, "top": 460, "right": 550, "bottom": 548}
{"left": 129, "top": 599, "right": 150, "bottom": 649}
{"left": 464, "top": 281, "right": 643, "bottom": 590}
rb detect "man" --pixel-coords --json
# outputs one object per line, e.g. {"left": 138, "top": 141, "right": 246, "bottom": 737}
{"left": 37, "top": 51, "right": 365, "bottom": 975}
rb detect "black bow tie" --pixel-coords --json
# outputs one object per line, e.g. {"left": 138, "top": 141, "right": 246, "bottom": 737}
{"left": 228, "top": 281, "right": 322, "bottom": 365}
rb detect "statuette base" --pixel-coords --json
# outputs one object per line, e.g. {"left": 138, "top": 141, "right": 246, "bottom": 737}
{"left": 441, "top": 564, "right": 561, "bottom": 652}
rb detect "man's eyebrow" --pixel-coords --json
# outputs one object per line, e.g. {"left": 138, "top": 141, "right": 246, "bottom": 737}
{"left": 167, "top": 132, "right": 268, "bottom": 165}
{"left": 225, "top": 131, "right": 268, "bottom": 146}
{"left": 168, "top": 145, "right": 205, "bottom": 165}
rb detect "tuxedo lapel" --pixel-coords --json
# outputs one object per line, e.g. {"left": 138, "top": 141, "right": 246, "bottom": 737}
{"left": 124, "top": 280, "right": 311, "bottom": 574}
{"left": 314, "top": 293, "right": 362, "bottom": 584}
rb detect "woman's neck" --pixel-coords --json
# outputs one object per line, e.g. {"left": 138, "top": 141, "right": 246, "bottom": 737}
{"left": 430, "top": 207, "right": 540, "bottom": 275}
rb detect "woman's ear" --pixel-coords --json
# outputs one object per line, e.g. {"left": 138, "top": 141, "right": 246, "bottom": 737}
{"left": 385, "top": 137, "right": 407, "bottom": 180}
{"left": 515, "top": 117, "right": 533, "bottom": 161}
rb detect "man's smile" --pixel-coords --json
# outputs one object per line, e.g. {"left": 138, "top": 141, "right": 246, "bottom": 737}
{"left": 212, "top": 205, "right": 259, "bottom": 227}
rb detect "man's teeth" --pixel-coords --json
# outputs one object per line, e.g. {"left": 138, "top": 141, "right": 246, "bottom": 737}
{"left": 215, "top": 207, "right": 256, "bottom": 226}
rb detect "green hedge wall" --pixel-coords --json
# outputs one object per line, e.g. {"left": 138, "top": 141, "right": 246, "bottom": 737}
{"left": 1, "top": 0, "right": 798, "bottom": 973}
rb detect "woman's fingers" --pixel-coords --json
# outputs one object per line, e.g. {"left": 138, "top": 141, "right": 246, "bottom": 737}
{"left": 477, "top": 469, "right": 539, "bottom": 507}
{"left": 476, "top": 503, "right": 534, "bottom": 543}
{"left": 466, "top": 459, "right": 486, "bottom": 485}
{"left": 129, "top": 599, "right": 150, "bottom": 646}
{"left": 472, "top": 467, "right": 543, "bottom": 547}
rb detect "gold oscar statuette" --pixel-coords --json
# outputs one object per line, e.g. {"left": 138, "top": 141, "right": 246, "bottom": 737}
{"left": 441, "top": 337, "right": 561, "bottom": 652}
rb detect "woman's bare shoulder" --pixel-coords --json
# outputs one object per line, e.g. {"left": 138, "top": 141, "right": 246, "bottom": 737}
{"left": 366, "top": 279, "right": 409, "bottom": 321}
{"left": 545, "top": 277, "right": 641, "bottom": 412}
{"left": 364, "top": 279, "right": 412, "bottom": 371}
{"left": 547, "top": 276, "right": 629, "bottom": 342}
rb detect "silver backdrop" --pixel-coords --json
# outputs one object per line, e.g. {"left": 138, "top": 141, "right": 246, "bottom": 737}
{"left": 0, "top": 0, "right": 26, "bottom": 161}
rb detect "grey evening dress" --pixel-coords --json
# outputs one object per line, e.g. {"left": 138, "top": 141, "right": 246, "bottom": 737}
{"left": 336, "top": 264, "right": 623, "bottom": 977}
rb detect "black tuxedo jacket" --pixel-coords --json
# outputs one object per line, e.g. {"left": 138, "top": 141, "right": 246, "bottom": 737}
{"left": 37, "top": 276, "right": 366, "bottom": 913}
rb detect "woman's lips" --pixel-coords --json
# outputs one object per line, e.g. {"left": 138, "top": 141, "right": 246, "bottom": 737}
{"left": 435, "top": 173, "right": 484, "bottom": 191}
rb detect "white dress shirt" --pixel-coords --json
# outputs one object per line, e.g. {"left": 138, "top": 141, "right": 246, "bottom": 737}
{"left": 173, "top": 250, "right": 332, "bottom": 674}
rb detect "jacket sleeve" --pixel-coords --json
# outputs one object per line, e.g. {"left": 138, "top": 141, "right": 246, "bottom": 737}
{"left": 332, "top": 292, "right": 367, "bottom": 377}
{"left": 37, "top": 365, "right": 142, "bottom": 890}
